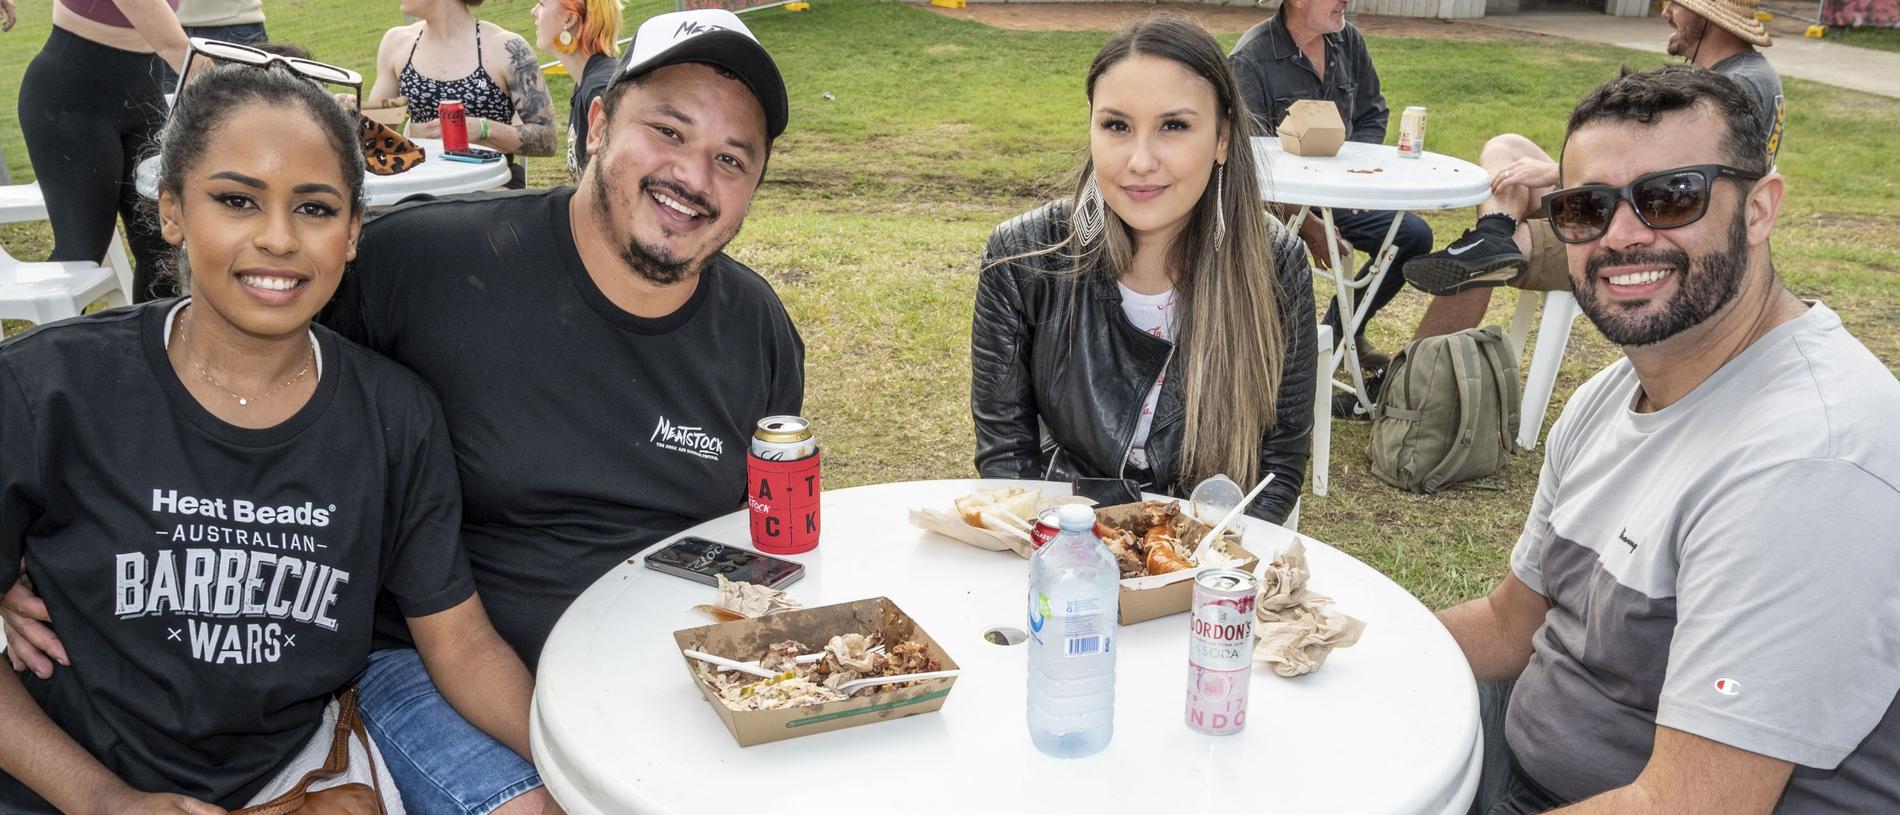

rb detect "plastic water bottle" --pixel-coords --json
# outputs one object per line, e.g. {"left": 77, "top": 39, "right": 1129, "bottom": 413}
{"left": 1026, "top": 503, "right": 1118, "bottom": 757}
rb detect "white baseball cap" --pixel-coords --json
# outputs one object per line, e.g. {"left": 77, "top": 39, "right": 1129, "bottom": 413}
{"left": 616, "top": 10, "right": 789, "bottom": 140}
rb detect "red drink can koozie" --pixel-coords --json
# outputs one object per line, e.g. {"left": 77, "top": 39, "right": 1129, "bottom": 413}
{"left": 747, "top": 449, "right": 821, "bottom": 554}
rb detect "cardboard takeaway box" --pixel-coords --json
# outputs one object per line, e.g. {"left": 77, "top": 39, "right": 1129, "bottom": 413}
{"left": 1095, "top": 501, "right": 1261, "bottom": 625}
{"left": 360, "top": 96, "right": 409, "bottom": 128}
{"left": 1278, "top": 99, "right": 1346, "bottom": 157}
{"left": 673, "top": 596, "right": 960, "bottom": 748}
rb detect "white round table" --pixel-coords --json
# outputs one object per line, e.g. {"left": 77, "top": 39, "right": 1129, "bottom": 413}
{"left": 1253, "top": 136, "right": 1490, "bottom": 416}
{"left": 133, "top": 138, "right": 512, "bottom": 208}
{"left": 531, "top": 479, "right": 1482, "bottom": 815}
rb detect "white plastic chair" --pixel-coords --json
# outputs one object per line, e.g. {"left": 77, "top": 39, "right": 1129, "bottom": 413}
{"left": 0, "top": 182, "right": 136, "bottom": 304}
{"left": 1506, "top": 290, "right": 1584, "bottom": 451}
{"left": 1311, "top": 323, "right": 1334, "bottom": 497}
{"left": 0, "top": 244, "right": 128, "bottom": 325}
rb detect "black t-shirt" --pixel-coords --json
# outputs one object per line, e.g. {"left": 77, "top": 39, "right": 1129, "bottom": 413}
{"left": 325, "top": 188, "right": 804, "bottom": 667}
{"left": 0, "top": 300, "right": 474, "bottom": 811}
{"left": 565, "top": 53, "right": 616, "bottom": 181}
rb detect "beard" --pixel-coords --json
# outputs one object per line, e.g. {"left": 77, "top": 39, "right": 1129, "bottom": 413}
{"left": 1575, "top": 205, "right": 1750, "bottom": 348}
{"left": 1665, "top": 30, "right": 1691, "bottom": 57}
{"left": 588, "top": 160, "right": 738, "bottom": 287}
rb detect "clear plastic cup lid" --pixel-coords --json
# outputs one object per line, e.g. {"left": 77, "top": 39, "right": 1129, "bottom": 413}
{"left": 1189, "top": 474, "right": 1242, "bottom": 527}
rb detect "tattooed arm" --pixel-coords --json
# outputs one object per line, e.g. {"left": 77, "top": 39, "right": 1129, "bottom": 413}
{"left": 475, "top": 31, "right": 557, "bottom": 157}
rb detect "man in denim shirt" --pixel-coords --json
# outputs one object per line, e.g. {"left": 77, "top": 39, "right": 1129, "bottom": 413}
{"left": 1230, "top": 0, "right": 1431, "bottom": 410}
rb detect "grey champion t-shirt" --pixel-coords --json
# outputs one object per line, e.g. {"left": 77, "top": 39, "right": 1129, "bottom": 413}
{"left": 1507, "top": 302, "right": 1900, "bottom": 811}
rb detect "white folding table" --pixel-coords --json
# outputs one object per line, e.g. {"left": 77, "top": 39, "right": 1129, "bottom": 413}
{"left": 134, "top": 138, "right": 512, "bottom": 209}
{"left": 1253, "top": 137, "right": 1490, "bottom": 416}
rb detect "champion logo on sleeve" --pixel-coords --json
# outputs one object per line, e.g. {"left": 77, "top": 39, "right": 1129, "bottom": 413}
{"left": 1713, "top": 678, "right": 1741, "bottom": 696}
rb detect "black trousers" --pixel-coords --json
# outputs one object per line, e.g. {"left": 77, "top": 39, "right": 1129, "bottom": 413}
{"left": 1469, "top": 681, "right": 1568, "bottom": 815}
{"left": 19, "top": 26, "right": 175, "bottom": 302}
{"left": 1318, "top": 207, "right": 1434, "bottom": 341}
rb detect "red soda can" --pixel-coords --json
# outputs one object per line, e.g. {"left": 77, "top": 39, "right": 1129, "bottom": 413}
{"left": 1028, "top": 508, "right": 1061, "bottom": 551}
{"left": 1187, "top": 567, "right": 1257, "bottom": 735}
{"left": 746, "top": 416, "right": 820, "bottom": 555}
{"left": 438, "top": 100, "right": 469, "bottom": 153}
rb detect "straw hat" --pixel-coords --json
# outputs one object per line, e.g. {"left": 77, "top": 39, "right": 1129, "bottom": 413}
{"left": 1670, "top": 0, "right": 1774, "bottom": 48}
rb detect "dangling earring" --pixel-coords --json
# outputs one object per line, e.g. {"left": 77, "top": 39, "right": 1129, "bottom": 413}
{"left": 1074, "top": 175, "right": 1106, "bottom": 248}
{"left": 1212, "top": 163, "right": 1227, "bottom": 249}
{"left": 555, "top": 30, "right": 578, "bottom": 54}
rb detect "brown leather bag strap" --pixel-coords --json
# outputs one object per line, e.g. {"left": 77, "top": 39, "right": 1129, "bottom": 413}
{"left": 340, "top": 688, "right": 388, "bottom": 815}
{"left": 233, "top": 685, "right": 386, "bottom": 815}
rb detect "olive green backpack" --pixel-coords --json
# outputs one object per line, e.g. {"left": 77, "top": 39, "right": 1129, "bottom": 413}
{"left": 1366, "top": 326, "right": 1522, "bottom": 494}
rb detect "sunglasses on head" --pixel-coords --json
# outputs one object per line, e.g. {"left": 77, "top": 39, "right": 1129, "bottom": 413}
{"left": 1540, "top": 164, "right": 1763, "bottom": 245}
{"left": 175, "top": 38, "right": 364, "bottom": 110}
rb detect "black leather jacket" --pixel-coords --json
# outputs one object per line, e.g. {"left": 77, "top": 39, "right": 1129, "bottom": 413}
{"left": 971, "top": 201, "right": 1317, "bottom": 524}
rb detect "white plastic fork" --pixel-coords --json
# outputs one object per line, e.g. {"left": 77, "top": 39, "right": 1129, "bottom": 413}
{"left": 834, "top": 669, "right": 961, "bottom": 695}
{"left": 683, "top": 649, "right": 779, "bottom": 679}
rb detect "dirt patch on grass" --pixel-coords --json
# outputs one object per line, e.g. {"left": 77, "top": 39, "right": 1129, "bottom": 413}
{"left": 920, "top": 2, "right": 1559, "bottom": 42}
{"left": 925, "top": 42, "right": 969, "bottom": 54}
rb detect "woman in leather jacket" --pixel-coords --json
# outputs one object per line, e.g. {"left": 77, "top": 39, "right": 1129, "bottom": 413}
{"left": 971, "top": 14, "right": 1317, "bottom": 524}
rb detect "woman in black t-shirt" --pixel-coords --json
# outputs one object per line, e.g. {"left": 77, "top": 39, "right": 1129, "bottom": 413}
{"left": 0, "top": 59, "right": 538, "bottom": 812}
{"left": 529, "top": 0, "right": 622, "bottom": 181}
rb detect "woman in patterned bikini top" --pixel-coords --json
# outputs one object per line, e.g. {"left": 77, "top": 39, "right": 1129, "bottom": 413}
{"left": 358, "top": 0, "right": 558, "bottom": 187}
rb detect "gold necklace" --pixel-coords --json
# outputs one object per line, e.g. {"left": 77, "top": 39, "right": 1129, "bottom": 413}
{"left": 178, "top": 305, "right": 315, "bottom": 407}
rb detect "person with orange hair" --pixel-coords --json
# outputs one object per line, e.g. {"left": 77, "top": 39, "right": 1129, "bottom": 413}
{"left": 532, "top": 0, "right": 622, "bottom": 181}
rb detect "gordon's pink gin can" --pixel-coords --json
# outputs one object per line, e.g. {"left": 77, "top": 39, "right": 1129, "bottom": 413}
{"left": 1186, "top": 567, "right": 1257, "bottom": 735}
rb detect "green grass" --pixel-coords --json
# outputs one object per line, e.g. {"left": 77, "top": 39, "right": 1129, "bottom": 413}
{"left": 4, "top": 0, "right": 1897, "bottom": 611}
{"left": 1831, "top": 25, "right": 1900, "bottom": 53}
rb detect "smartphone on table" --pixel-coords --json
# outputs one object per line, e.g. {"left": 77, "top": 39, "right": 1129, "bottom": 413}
{"left": 644, "top": 536, "right": 805, "bottom": 590}
{"left": 442, "top": 146, "right": 503, "bottom": 163}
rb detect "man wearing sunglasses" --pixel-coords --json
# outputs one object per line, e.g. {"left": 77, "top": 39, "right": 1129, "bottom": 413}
{"left": 1402, "top": 0, "right": 1783, "bottom": 341}
{"left": 1437, "top": 65, "right": 1900, "bottom": 815}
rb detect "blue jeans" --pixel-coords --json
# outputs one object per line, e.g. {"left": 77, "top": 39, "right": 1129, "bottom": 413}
{"left": 355, "top": 649, "right": 544, "bottom": 815}
{"left": 1319, "top": 208, "right": 1433, "bottom": 340}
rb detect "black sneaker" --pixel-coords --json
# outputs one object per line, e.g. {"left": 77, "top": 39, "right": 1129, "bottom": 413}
{"left": 1403, "top": 214, "right": 1529, "bottom": 296}
{"left": 1330, "top": 371, "right": 1385, "bottom": 421}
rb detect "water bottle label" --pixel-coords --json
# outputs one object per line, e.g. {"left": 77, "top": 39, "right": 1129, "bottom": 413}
{"left": 1029, "top": 590, "right": 1112, "bottom": 657}
{"left": 1064, "top": 634, "right": 1107, "bottom": 656}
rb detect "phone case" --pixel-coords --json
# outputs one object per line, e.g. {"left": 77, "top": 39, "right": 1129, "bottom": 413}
{"left": 644, "top": 538, "right": 804, "bottom": 589}
{"left": 442, "top": 148, "right": 503, "bottom": 164}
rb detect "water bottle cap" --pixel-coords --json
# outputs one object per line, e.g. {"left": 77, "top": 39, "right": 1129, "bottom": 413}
{"left": 1056, "top": 504, "right": 1095, "bottom": 532}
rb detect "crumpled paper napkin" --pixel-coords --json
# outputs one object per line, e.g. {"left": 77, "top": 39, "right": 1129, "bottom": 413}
{"left": 1254, "top": 540, "right": 1366, "bottom": 677}
{"left": 713, "top": 574, "right": 801, "bottom": 618}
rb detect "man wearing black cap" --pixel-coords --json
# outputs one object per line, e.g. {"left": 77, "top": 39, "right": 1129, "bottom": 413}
{"left": 337, "top": 9, "right": 800, "bottom": 811}
{"left": 0, "top": 9, "right": 803, "bottom": 814}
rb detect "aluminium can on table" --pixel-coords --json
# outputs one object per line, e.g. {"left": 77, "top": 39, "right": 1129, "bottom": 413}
{"left": 438, "top": 99, "right": 469, "bottom": 153}
{"left": 1186, "top": 567, "right": 1258, "bottom": 735}
{"left": 1029, "top": 507, "right": 1061, "bottom": 552}
{"left": 1396, "top": 105, "right": 1428, "bottom": 159}
{"left": 751, "top": 415, "right": 816, "bottom": 461}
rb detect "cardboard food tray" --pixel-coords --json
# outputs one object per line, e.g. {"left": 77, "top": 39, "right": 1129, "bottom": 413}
{"left": 361, "top": 97, "right": 409, "bottom": 128}
{"left": 1093, "top": 501, "right": 1260, "bottom": 625}
{"left": 673, "top": 596, "right": 960, "bottom": 747}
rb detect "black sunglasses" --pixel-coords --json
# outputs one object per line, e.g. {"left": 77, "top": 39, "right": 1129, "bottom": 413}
{"left": 174, "top": 38, "right": 364, "bottom": 110}
{"left": 1541, "top": 164, "right": 1763, "bottom": 244}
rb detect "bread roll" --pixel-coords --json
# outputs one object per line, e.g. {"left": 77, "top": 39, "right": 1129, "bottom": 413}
{"left": 954, "top": 487, "right": 1039, "bottom": 529}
